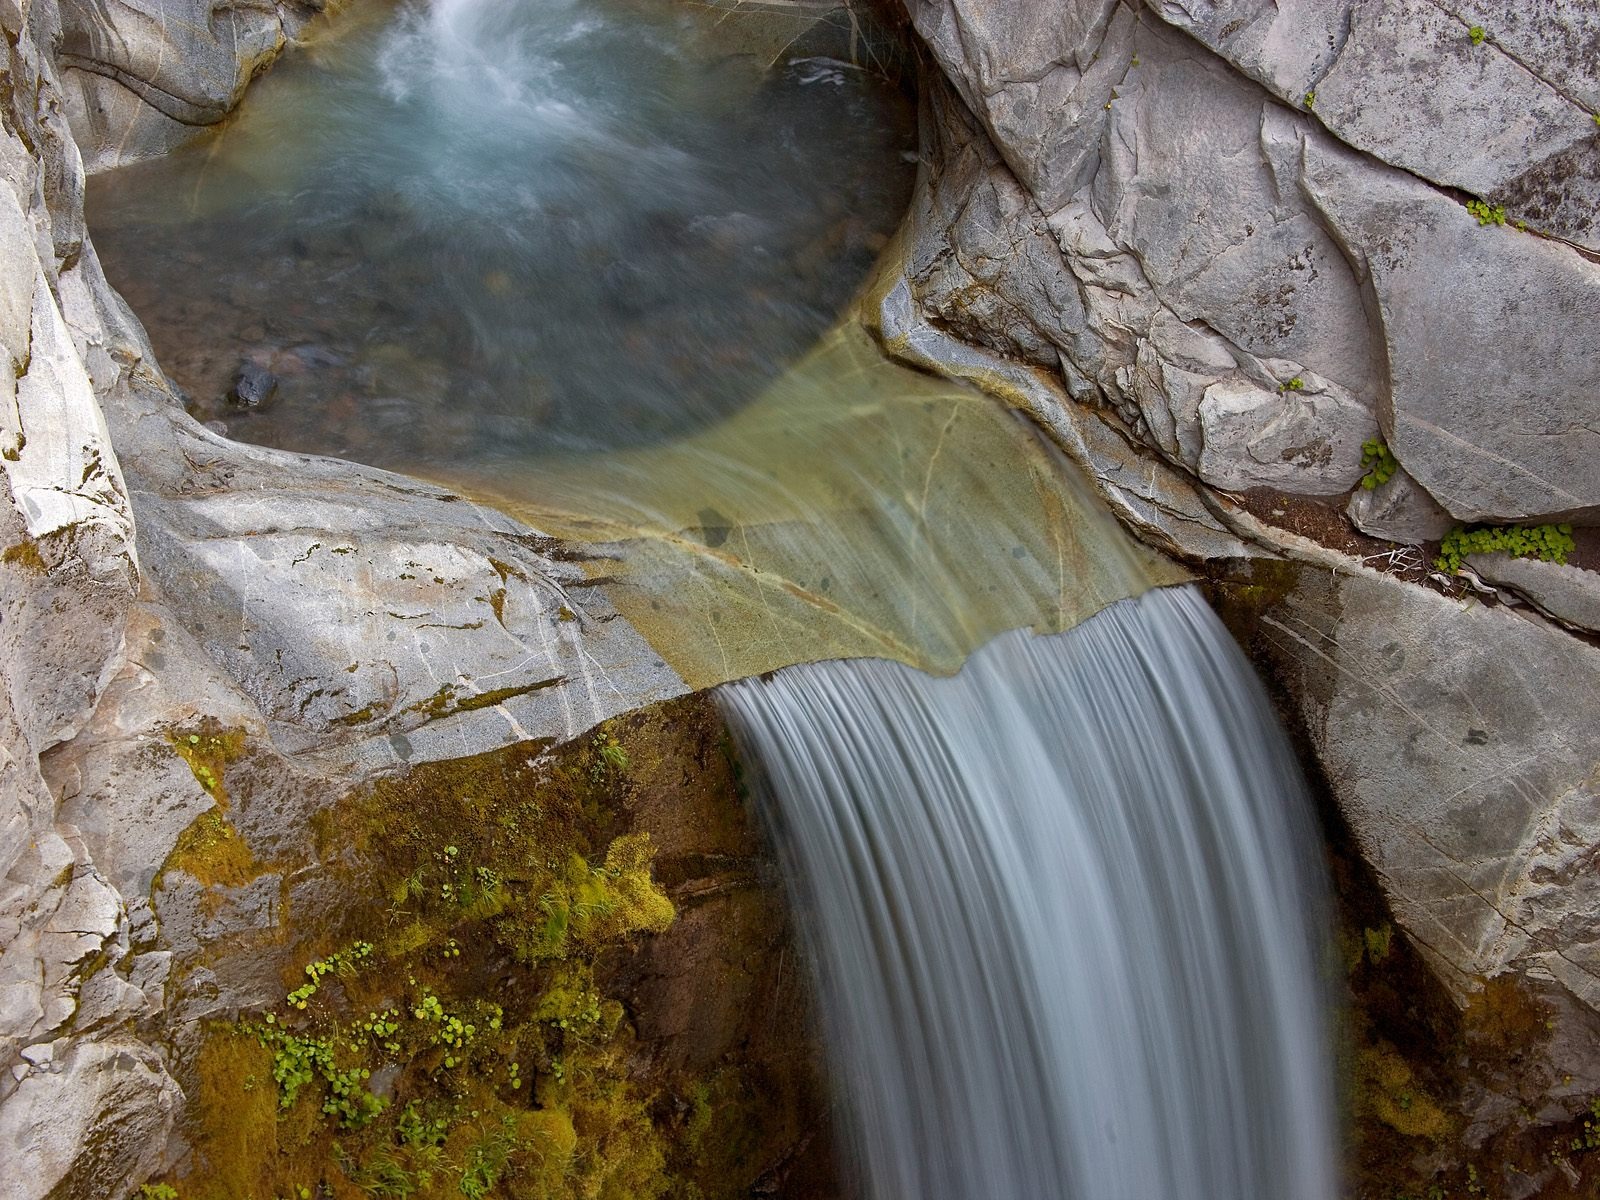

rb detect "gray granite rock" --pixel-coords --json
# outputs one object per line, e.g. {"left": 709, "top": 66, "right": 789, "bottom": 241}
{"left": 1467, "top": 553, "right": 1600, "bottom": 634}
{"left": 0, "top": 1035, "right": 181, "bottom": 1200}
{"left": 900, "top": 57, "right": 1382, "bottom": 504}
{"left": 1149, "top": 0, "right": 1600, "bottom": 252}
{"left": 907, "top": 0, "right": 1600, "bottom": 526}
{"left": 1302, "top": 137, "right": 1600, "bottom": 522}
{"left": 54, "top": 0, "right": 326, "bottom": 172}
{"left": 1256, "top": 565, "right": 1600, "bottom": 1123}
{"left": 1347, "top": 467, "right": 1457, "bottom": 545}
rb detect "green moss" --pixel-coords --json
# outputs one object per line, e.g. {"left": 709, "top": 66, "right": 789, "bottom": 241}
{"left": 333, "top": 703, "right": 383, "bottom": 727}
{"left": 171, "top": 1028, "right": 278, "bottom": 1200}
{"left": 1359, "top": 1043, "right": 1454, "bottom": 1141}
{"left": 1364, "top": 923, "right": 1393, "bottom": 964}
{"left": 405, "top": 680, "right": 563, "bottom": 723}
{"left": 167, "top": 696, "right": 819, "bottom": 1199}
{"left": 160, "top": 808, "right": 261, "bottom": 891}
{"left": 180, "top": 716, "right": 698, "bottom": 1198}
{"left": 169, "top": 724, "right": 249, "bottom": 806}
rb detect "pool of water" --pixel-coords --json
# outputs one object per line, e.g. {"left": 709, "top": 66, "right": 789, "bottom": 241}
{"left": 88, "top": 0, "right": 1186, "bottom": 687}
{"left": 90, "top": 0, "right": 917, "bottom": 468}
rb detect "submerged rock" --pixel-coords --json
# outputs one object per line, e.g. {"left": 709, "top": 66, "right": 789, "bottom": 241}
{"left": 226, "top": 361, "right": 277, "bottom": 409}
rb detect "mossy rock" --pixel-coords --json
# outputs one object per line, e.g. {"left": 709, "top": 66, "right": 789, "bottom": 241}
{"left": 153, "top": 695, "right": 833, "bottom": 1199}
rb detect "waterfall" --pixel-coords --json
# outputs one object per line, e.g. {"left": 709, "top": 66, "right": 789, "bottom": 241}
{"left": 720, "top": 584, "right": 1338, "bottom": 1200}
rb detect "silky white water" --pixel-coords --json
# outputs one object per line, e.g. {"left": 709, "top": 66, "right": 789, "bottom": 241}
{"left": 720, "top": 585, "right": 1339, "bottom": 1199}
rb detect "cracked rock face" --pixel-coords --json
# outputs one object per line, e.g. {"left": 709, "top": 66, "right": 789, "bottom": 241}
{"left": 1255, "top": 567, "right": 1600, "bottom": 1126}
{"left": 903, "top": 0, "right": 1600, "bottom": 525}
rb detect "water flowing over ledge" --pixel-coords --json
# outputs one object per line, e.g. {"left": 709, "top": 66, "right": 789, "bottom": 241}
{"left": 721, "top": 584, "right": 1339, "bottom": 1200}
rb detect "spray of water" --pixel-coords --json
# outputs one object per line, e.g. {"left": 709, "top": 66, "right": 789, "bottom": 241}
{"left": 721, "top": 585, "right": 1339, "bottom": 1200}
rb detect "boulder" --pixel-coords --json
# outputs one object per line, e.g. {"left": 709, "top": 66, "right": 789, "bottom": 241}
{"left": 1252, "top": 564, "right": 1600, "bottom": 1124}
{"left": 53, "top": 0, "right": 321, "bottom": 172}
{"left": 0, "top": 1036, "right": 181, "bottom": 1200}
{"left": 1467, "top": 553, "right": 1600, "bottom": 635}
{"left": 904, "top": 0, "right": 1600, "bottom": 525}
{"left": 1148, "top": 0, "right": 1600, "bottom": 252}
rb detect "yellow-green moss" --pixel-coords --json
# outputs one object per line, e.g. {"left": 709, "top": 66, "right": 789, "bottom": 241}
{"left": 1359, "top": 1043, "right": 1454, "bottom": 1141}
{"left": 169, "top": 725, "right": 249, "bottom": 807}
{"left": 160, "top": 808, "right": 261, "bottom": 891}
{"left": 1, "top": 537, "right": 46, "bottom": 573}
{"left": 179, "top": 719, "right": 692, "bottom": 1199}
{"left": 1362, "top": 923, "right": 1393, "bottom": 964}
{"left": 183, "top": 1028, "right": 280, "bottom": 1200}
{"left": 169, "top": 697, "right": 822, "bottom": 1199}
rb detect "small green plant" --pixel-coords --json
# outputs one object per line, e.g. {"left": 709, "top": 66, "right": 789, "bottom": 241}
{"left": 1571, "top": 1097, "right": 1600, "bottom": 1152}
{"left": 253, "top": 1016, "right": 386, "bottom": 1127}
{"left": 458, "top": 1123, "right": 518, "bottom": 1199}
{"left": 1466, "top": 199, "right": 1506, "bottom": 226}
{"left": 1304, "top": 90, "right": 1316, "bottom": 108}
{"left": 1279, "top": 375, "right": 1306, "bottom": 392}
{"left": 1435, "top": 523, "right": 1576, "bottom": 574}
{"left": 1360, "top": 439, "right": 1398, "bottom": 490}
{"left": 287, "top": 940, "right": 373, "bottom": 1009}
{"left": 1468, "top": 25, "right": 1486, "bottom": 44}
{"left": 588, "top": 732, "right": 630, "bottom": 781}
{"left": 140, "top": 1186, "right": 180, "bottom": 1200}
{"left": 1364, "top": 923, "right": 1394, "bottom": 963}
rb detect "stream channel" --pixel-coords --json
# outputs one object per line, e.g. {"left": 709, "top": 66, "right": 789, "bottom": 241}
{"left": 88, "top": 2, "right": 1340, "bottom": 1197}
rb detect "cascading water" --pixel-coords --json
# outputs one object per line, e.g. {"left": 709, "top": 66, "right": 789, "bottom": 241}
{"left": 721, "top": 585, "right": 1339, "bottom": 1200}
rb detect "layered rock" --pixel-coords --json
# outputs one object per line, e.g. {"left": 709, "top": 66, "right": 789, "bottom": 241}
{"left": 1, "top": 5, "right": 161, "bottom": 1196}
{"left": 57, "top": 0, "right": 334, "bottom": 172}
{"left": 901, "top": 0, "right": 1600, "bottom": 525}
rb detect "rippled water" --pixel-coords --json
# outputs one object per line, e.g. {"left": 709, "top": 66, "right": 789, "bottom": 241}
{"left": 90, "top": 0, "right": 916, "bottom": 466}
{"left": 722, "top": 586, "right": 1339, "bottom": 1200}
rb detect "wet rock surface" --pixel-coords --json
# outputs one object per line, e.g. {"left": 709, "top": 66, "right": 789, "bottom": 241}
{"left": 226, "top": 361, "right": 277, "bottom": 409}
{"left": 57, "top": 0, "right": 328, "bottom": 172}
